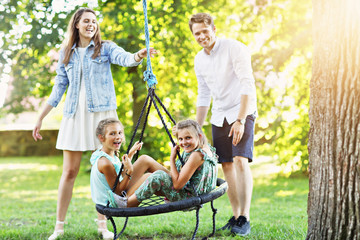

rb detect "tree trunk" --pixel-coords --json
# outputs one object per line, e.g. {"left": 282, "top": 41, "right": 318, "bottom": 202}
{"left": 307, "top": 0, "right": 360, "bottom": 239}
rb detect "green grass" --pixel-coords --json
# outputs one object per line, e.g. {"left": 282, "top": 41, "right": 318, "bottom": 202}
{"left": 0, "top": 156, "right": 308, "bottom": 239}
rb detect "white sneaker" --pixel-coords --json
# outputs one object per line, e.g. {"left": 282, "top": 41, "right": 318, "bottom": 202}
{"left": 48, "top": 230, "right": 64, "bottom": 240}
{"left": 95, "top": 219, "right": 114, "bottom": 240}
{"left": 98, "top": 228, "right": 114, "bottom": 240}
{"left": 107, "top": 190, "right": 127, "bottom": 208}
{"left": 48, "top": 221, "right": 64, "bottom": 240}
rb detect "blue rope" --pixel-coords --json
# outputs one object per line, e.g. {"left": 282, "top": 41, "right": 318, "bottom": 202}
{"left": 142, "top": 0, "right": 157, "bottom": 88}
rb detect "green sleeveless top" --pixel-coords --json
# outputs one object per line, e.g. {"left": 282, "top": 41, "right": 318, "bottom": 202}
{"left": 175, "top": 144, "right": 218, "bottom": 195}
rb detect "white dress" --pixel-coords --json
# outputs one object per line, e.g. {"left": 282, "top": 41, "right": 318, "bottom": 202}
{"left": 56, "top": 47, "right": 118, "bottom": 151}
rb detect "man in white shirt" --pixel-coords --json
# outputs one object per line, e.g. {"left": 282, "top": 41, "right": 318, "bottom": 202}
{"left": 189, "top": 13, "right": 257, "bottom": 236}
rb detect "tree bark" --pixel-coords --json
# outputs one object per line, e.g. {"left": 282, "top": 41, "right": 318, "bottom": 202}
{"left": 307, "top": 0, "right": 360, "bottom": 239}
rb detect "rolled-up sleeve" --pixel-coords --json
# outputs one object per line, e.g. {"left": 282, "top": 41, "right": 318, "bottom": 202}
{"left": 195, "top": 64, "right": 211, "bottom": 107}
{"left": 231, "top": 43, "right": 256, "bottom": 96}
{"left": 108, "top": 42, "right": 142, "bottom": 67}
{"left": 47, "top": 50, "right": 68, "bottom": 107}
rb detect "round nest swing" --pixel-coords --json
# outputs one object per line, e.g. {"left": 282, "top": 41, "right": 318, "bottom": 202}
{"left": 97, "top": 178, "right": 227, "bottom": 240}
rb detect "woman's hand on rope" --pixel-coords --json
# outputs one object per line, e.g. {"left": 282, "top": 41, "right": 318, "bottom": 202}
{"left": 128, "top": 141, "right": 143, "bottom": 159}
{"left": 136, "top": 47, "right": 158, "bottom": 61}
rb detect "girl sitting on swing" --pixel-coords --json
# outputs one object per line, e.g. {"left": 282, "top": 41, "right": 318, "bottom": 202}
{"left": 107, "top": 119, "right": 218, "bottom": 208}
{"left": 90, "top": 118, "right": 169, "bottom": 208}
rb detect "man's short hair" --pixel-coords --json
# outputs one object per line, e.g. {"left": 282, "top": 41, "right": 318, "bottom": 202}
{"left": 189, "top": 13, "right": 214, "bottom": 33}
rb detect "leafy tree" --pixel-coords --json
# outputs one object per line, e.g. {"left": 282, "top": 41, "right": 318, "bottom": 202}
{"left": 248, "top": 0, "right": 312, "bottom": 174}
{"left": 0, "top": 0, "right": 68, "bottom": 115}
{"left": 1, "top": 0, "right": 313, "bottom": 173}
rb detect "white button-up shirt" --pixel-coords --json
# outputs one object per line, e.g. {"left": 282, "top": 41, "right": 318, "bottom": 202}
{"left": 195, "top": 38, "right": 257, "bottom": 127}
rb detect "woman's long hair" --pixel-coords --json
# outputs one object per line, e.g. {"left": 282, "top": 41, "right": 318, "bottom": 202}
{"left": 62, "top": 8, "right": 102, "bottom": 65}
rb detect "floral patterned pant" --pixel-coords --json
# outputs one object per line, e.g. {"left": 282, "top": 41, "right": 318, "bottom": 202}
{"left": 135, "top": 170, "right": 194, "bottom": 202}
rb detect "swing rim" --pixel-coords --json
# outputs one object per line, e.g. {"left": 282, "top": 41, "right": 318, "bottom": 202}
{"left": 96, "top": 178, "right": 227, "bottom": 217}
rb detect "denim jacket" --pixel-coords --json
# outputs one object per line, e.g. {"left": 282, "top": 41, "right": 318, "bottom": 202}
{"left": 47, "top": 40, "right": 141, "bottom": 118}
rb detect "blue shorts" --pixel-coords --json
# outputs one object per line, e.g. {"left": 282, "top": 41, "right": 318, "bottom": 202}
{"left": 212, "top": 114, "right": 256, "bottom": 163}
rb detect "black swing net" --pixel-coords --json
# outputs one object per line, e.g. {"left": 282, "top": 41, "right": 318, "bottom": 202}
{"left": 95, "top": 1, "right": 228, "bottom": 239}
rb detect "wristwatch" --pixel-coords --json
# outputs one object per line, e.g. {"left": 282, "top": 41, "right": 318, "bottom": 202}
{"left": 236, "top": 118, "right": 246, "bottom": 125}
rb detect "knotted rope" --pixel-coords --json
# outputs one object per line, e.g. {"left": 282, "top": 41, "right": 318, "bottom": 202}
{"left": 142, "top": 0, "right": 157, "bottom": 88}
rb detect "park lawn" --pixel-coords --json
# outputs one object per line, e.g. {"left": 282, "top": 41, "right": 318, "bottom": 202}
{"left": 0, "top": 155, "right": 308, "bottom": 240}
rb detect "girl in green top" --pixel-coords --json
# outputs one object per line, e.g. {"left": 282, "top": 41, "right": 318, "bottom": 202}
{"left": 108, "top": 119, "right": 218, "bottom": 208}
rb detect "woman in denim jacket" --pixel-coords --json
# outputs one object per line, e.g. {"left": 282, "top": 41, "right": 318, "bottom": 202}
{"left": 32, "top": 8, "right": 157, "bottom": 240}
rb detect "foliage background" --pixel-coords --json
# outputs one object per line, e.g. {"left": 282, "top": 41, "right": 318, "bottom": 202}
{"left": 0, "top": 0, "right": 312, "bottom": 175}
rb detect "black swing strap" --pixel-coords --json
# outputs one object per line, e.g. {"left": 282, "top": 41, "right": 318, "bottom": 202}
{"left": 110, "top": 0, "right": 195, "bottom": 196}
{"left": 110, "top": 89, "right": 152, "bottom": 193}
